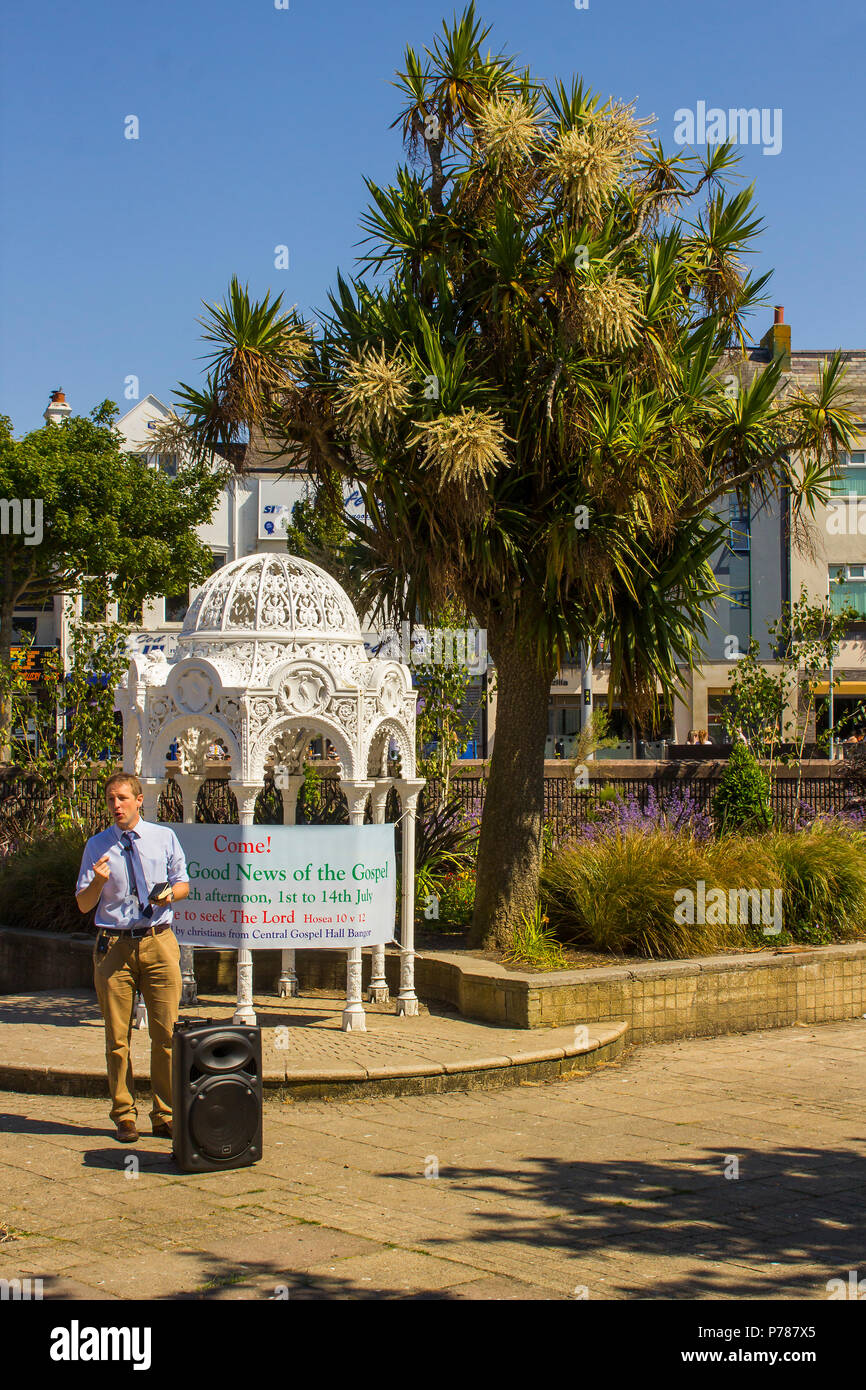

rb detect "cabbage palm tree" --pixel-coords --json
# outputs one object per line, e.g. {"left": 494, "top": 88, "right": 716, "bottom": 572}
{"left": 168, "top": 6, "right": 856, "bottom": 948}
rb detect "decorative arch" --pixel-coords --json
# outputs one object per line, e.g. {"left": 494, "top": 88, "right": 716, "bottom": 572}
{"left": 365, "top": 717, "right": 415, "bottom": 779}
{"left": 144, "top": 713, "right": 242, "bottom": 777}
{"left": 249, "top": 714, "right": 355, "bottom": 782}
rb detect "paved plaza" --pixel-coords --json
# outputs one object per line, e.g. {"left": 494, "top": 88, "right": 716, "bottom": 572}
{"left": 0, "top": 989, "right": 624, "bottom": 1097}
{"left": 1, "top": 1019, "right": 863, "bottom": 1300}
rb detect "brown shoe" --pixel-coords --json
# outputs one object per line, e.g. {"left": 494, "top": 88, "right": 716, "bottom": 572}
{"left": 151, "top": 1121, "right": 172, "bottom": 1139}
{"left": 115, "top": 1121, "right": 139, "bottom": 1143}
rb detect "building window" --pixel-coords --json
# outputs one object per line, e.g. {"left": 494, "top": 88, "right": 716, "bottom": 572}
{"left": 707, "top": 692, "right": 734, "bottom": 738}
{"left": 728, "top": 497, "right": 750, "bottom": 552}
{"left": 165, "top": 553, "right": 226, "bottom": 625}
{"left": 11, "top": 616, "right": 37, "bottom": 644}
{"left": 164, "top": 591, "right": 189, "bottom": 623}
{"left": 728, "top": 589, "right": 750, "bottom": 610}
{"left": 117, "top": 594, "right": 143, "bottom": 626}
{"left": 829, "top": 450, "right": 866, "bottom": 497}
{"left": 829, "top": 564, "right": 866, "bottom": 618}
{"left": 81, "top": 579, "right": 108, "bottom": 623}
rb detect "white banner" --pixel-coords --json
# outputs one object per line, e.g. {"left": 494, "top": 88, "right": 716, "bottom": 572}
{"left": 172, "top": 824, "right": 397, "bottom": 949}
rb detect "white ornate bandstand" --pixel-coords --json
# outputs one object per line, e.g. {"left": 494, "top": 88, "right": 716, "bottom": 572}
{"left": 114, "top": 553, "right": 424, "bottom": 1031}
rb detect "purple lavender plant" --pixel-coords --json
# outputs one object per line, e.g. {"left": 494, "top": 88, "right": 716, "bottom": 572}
{"left": 572, "top": 786, "right": 712, "bottom": 843}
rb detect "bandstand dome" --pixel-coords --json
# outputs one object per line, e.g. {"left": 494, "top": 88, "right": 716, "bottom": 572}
{"left": 182, "top": 552, "right": 363, "bottom": 643}
{"left": 115, "top": 552, "right": 417, "bottom": 785}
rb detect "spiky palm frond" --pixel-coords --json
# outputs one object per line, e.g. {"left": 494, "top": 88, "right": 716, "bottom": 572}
{"left": 194, "top": 277, "right": 310, "bottom": 444}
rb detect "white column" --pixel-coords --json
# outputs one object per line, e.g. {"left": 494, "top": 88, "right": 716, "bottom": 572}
{"left": 275, "top": 771, "right": 304, "bottom": 997}
{"left": 229, "top": 780, "right": 261, "bottom": 1026}
{"left": 173, "top": 772, "right": 203, "bottom": 1006}
{"left": 341, "top": 782, "right": 375, "bottom": 1032}
{"left": 366, "top": 779, "right": 391, "bottom": 1002}
{"left": 396, "top": 779, "right": 426, "bottom": 1017}
{"left": 140, "top": 777, "right": 164, "bottom": 822}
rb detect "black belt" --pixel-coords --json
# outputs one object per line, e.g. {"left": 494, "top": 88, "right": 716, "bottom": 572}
{"left": 99, "top": 923, "right": 172, "bottom": 941}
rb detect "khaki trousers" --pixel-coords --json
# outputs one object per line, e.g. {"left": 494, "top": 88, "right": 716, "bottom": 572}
{"left": 93, "top": 927, "right": 182, "bottom": 1125}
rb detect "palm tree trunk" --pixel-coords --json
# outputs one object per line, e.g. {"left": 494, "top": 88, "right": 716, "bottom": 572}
{"left": 468, "top": 628, "right": 556, "bottom": 950}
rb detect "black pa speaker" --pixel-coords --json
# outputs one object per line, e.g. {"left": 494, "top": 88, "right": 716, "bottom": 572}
{"left": 172, "top": 1018, "right": 262, "bottom": 1172}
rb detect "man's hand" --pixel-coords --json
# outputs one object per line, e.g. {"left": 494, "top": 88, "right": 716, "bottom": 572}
{"left": 76, "top": 853, "right": 112, "bottom": 915}
{"left": 92, "top": 854, "right": 112, "bottom": 885}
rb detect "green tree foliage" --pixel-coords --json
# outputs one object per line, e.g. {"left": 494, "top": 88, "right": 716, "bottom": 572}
{"left": 0, "top": 617, "right": 129, "bottom": 830}
{"left": 413, "top": 600, "right": 480, "bottom": 798}
{"left": 724, "top": 587, "right": 857, "bottom": 803}
{"left": 0, "top": 403, "right": 223, "bottom": 752}
{"left": 163, "top": 7, "right": 856, "bottom": 946}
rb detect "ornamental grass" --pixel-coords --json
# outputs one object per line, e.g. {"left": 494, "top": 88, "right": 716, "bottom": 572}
{"left": 541, "top": 823, "right": 866, "bottom": 959}
{"left": 0, "top": 826, "right": 95, "bottom": 934}
{"left": 763, "top": 823, "right": 866, "bottom": 945}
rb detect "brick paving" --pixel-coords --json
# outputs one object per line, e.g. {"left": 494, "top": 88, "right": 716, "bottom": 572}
{"left": 1, "top": 1019, "right": 863, "bottom": 1300}
{"left": 0, "top": 989, "right": 623, "bottom": 1092}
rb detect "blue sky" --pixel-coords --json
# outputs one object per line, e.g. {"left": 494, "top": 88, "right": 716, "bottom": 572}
{"left": 1, "top": 0, "right": 863, "bottom": 432}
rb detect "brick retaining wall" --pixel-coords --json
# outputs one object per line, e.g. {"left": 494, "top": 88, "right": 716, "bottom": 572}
{"left": 2, "top": 927, "right": 864, "bottom": 1043}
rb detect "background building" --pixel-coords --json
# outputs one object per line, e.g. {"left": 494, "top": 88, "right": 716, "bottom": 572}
{"left": 19, "top": 317, "right": 866, "bottom": 765}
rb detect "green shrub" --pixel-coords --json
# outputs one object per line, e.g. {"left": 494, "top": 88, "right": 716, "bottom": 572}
{"left": 415, "top": 796, "right": 477, "bottom": 879}
{"left": 763, "top": 824, "right": 866, "bottom": 945}
{"left": 0, "top": 827, "right": 95, "bottom": 934}
{"left": 713, "top": 744, "right": 772, "bottom": 833}
{"left": 437, "top": 871, "right": 475, "bottom": 929}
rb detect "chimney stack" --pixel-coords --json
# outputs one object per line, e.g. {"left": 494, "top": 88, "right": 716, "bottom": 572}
{"left": 761, "top": 307, "right": 791, "bottom": 367}
{"left": 44, "top": 389, "right": 72, "bottom": 426}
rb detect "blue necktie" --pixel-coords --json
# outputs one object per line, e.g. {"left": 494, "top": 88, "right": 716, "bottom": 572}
{"left": 121, "top": 832, "right": 153, "bottom": 920}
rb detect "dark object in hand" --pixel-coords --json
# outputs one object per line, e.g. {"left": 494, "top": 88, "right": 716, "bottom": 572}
{"left": 148, "top": 882, "right": 170, "bottom": 903}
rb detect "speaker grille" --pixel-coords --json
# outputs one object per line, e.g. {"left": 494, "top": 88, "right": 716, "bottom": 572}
{"left": 190, "top": 1077, "right": 260, "bottom": 1160}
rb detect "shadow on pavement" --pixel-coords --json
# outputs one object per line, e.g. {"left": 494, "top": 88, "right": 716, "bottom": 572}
{"left": 382, "top": 1144, "right": 863, "bottom": 1298}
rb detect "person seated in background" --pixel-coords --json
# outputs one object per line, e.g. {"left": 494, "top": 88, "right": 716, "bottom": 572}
{"left": 685, "top": 730, "right": 697, "bottom": 745}
{"left": 697, "top": 729, "right": 712, "bottom": 745}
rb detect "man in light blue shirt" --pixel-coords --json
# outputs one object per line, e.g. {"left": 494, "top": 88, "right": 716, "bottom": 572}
{"left": 76, "top": 772, "right": 190, "bottom": 1144}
